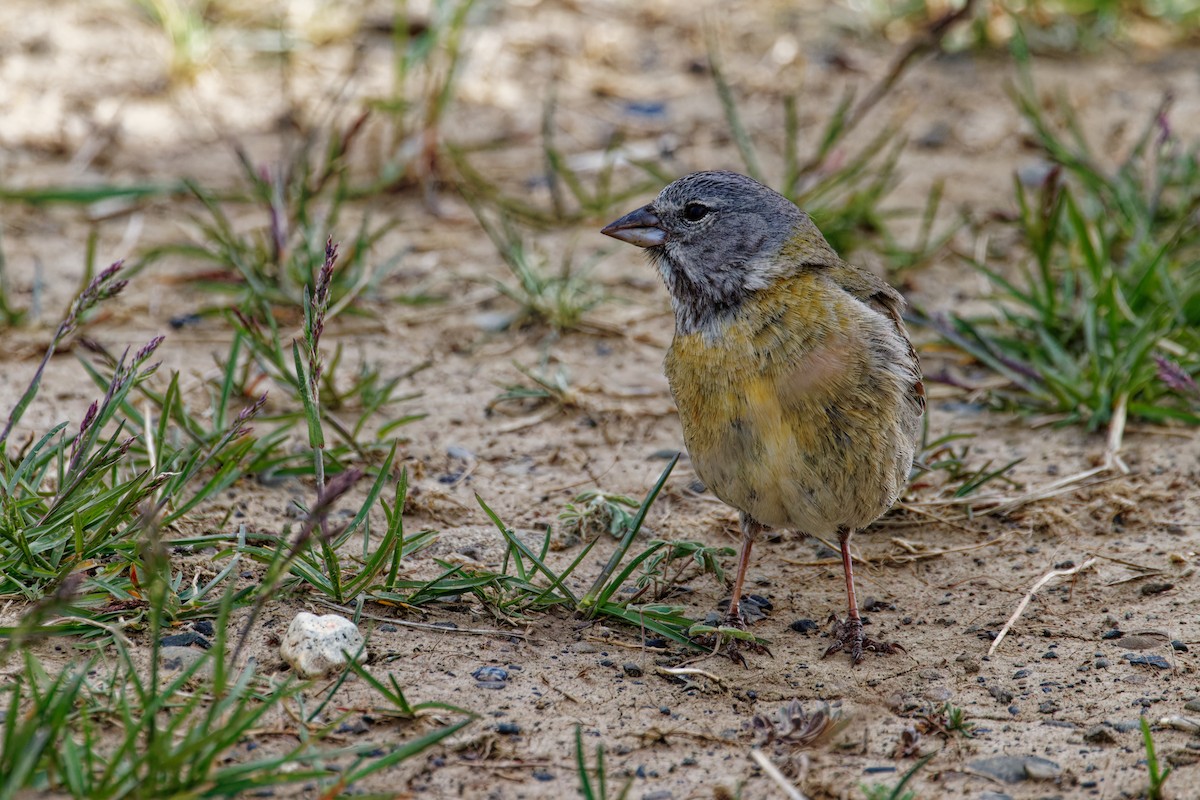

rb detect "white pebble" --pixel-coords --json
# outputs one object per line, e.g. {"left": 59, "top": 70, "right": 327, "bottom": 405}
{"left": 279, "top": 612, "right": 367, "bottom": 678}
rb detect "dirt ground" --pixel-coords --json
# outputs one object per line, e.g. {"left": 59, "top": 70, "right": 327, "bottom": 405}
{"left": 2, "top": 1, "right": 1200, "bottom": 798}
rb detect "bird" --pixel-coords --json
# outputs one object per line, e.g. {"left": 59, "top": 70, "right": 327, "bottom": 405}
{"left": 601, "top": 170, "right": 924, "bottom": 664}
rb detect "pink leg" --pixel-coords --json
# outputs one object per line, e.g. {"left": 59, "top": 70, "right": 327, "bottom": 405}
{"left": 725, "top": 514, "right": 762, "bottom": 626}
{"left": 823, "top": 527, "right": 903, "bottom": 664}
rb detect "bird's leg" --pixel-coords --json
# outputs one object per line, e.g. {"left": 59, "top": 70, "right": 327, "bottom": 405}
{"left": 823, "top": 526, "right": 903, "bottom": 664}
{"left": 724, "top": 514, "right": 763, "bottom": 628}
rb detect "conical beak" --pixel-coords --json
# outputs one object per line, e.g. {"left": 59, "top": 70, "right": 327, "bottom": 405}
{"left": 601, "top": 205, "right": 666, "bottom": 248}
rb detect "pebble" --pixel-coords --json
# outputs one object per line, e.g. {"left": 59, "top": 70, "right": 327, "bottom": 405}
{"left": 1172, "top": 640, "right": 1189, "bottom": 653}
{"left": 1084, "top": 725, "right": 1117, "bottom": 744}
{"left": 472, "top": 665, "right": 509, "bottom": 689}
{"left": 1123, "top": 653, "right": 1171, "bottom": 669}
{"left": 1184, "top": 699, "right": 1200, "bottom": 713}
{"left": 279, "top": 612, "right": 366, "bottom": 679}
{"left": 1139, "top": 582, "right": 1174, "bottom": 596}
{"left": 968, "top": 755, "right": 1061, "bottom": 784}
{"left": 790, "top": 618, "right": 819, "bottom": 634}
{"left": 1118, "top": 634, "right": 1166, "bottom": 650}
{"left": 623, "top": 662, "right": 644, "bottom": 677}
{"left": 160, "top": 631, "right": 210, "bottom": 649}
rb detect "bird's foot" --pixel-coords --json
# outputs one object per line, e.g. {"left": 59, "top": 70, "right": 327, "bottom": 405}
{"left": 690, "top": 607, "right": 769, "bottom": 664}
{"left": 822, "top": 615, "right": 903, "bottom": 665}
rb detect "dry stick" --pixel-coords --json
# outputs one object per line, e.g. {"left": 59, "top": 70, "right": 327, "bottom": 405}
{"left": 749, "top": 749, "right": 809, "bottom": 800}
{"left": 987, "top": 557, "right": 1097, "bottom": 657}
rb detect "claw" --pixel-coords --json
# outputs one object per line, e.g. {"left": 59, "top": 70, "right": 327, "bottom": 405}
{"left": 822, "top": 615, "right": 903, "bottom": 665}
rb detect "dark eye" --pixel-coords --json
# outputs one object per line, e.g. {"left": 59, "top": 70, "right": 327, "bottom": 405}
{"left": 682, "top": 202, "right": 710, "bottom": 222}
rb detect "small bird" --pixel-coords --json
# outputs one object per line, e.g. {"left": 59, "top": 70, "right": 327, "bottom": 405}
{"left": 602, "top": 171, "right": 924, "bottom": 663}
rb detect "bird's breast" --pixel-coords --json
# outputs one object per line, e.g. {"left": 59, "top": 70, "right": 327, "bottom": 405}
{"left": 663, "top": 282, "right": 916, "bottom": 532}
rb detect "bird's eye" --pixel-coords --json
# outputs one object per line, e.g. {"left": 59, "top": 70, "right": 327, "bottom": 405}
{"left": 682, "top": 202, "right": 710, "bottom": 222}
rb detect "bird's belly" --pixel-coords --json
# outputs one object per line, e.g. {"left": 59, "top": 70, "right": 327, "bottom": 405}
{"left": 674, "top": 371, "right": 915, "bottom": 535}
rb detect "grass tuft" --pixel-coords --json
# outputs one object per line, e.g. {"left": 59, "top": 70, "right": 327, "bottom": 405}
{"left": 931, "top": 42, "right": 1200, "bottom": 429}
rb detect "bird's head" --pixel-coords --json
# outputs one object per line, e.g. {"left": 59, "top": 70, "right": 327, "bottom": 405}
{"left": 602, "top": 171, "right": 833, "bottom": 335}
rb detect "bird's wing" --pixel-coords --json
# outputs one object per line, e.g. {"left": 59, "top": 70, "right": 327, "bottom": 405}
{"left": 837, "top": 268, "right": 926, "bottom": 416}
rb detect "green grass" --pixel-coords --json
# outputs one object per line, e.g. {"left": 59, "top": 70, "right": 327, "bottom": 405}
{"left": 1141, "top": 717, "right": 1173, "bottom": 800}
{"left": 464, "top": 199, "right": 610, "bottom": 332}
{"left": 0, "top": 239, "right": 475, "bottom": 796}
{"left": 574, "top": 725, "right": 632, "bottom": 800}
{"left": 860, "top": 753, "right": 934, "bottom": 800}
{"left": 929, "top": 39, "right": 1200, "bottom": 430}
{"left": 707, "top": 21, "right": 957, "bottom": 271}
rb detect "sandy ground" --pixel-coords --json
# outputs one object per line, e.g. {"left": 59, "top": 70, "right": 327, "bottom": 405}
{"left": 2, "top": 1, "right": 1199, "bottom": 798}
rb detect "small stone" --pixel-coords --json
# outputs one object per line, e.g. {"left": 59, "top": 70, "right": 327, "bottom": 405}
{"left": 969, "top": 755, "right": 1061, "bottom": 784}
{"left": 279, "top": 612, "right": 366, "bottom": 679}
{"left": 191, "top": 620, "right": 214, "bottom": 636}
{"left": 790, "top": 619, "right": 819, "bottom": 634}
{"left": 570, "top": 641, "right": 599, "bottom": 654}
{"left": 1123, "top": 653, "right": 1171, "bottom": 669}
{"left": 1041, "top": 651, "right": 1058, "bottom": 659}
{"left": 497, "top": 722, "right": 520, "bottom": 735}
{"left": 472, "top": 665, "right": 509, "bottom": 689}
{"left": 623, "top": 662, "right": 644, "bottom": 677}
{"left": 1172, "top": 640, "right": 1189, "bottom": 653}
{"left": 1101, "top": 628, "right": 1123, "bottom": 640}
{"left": 1013, "top": 669, "right": 1031, "bottom": 679}
{"left": 1118, "top": 634, "right": 1167, "bottom": 650}
{"left": 1140, "top": 582, "right": 1174, "bottom": 596}
{"left": 160, "top": 631, "right": 211, "bottom": 649}
{"left": 1095, "top": 657, "right": 1111, "bottom": 668}
{"left": 1184, "top": 699, "right": 1200, "bottom": 713}
{"left": 1022, "top": 757, "right": 1062, "bottom": 780}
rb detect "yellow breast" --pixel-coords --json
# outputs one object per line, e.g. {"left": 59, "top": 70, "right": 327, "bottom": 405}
{"left": 664, "top": 273, "right": 914, "bottom": 533}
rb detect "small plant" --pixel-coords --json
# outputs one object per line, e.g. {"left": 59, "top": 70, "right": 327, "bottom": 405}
{"left": 489, "top": 362, "right": 579, "bottom": 418}
{"left": 1141, "top": 717, "right": 1172, "bottom": 800}
{"left": 465, "top": 200, "right": 608, "bottom": 332}
{"left": 136, "top": 117, "right": 404, "bottom": 316}
{"left": 751, "top": 700, "right": 846, "bottom": 748}
{"left": 932, "top": 40, "right": 1200, "bottom": 430}
{"left": 366, "top": 0, "right": 479, "bottom": 191}
{"left": 912, "top": 424, "right": 1023, "bottom": 499}
{"left": 575, "top": 726, "right": 632, "bottom": 800}
{"left": 706, "top": 22, "right": 958, "bottom": 270}
{"left": 860, "top": 753, "right": 934, "bottom": 800}
{"left": 915, "top": 701, "right": 975, "bottom": 739}
{"left": 447, "top": 88, "right": 665, "bottom": 226}
{"left": 559, "top": 489, "right": 642, "bottom": 539}
{"left": 129, "top": 0, "right": 212, "bottom": 83}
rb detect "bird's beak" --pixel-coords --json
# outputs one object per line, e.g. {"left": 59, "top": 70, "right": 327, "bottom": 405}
{"left": 601, "top": 205, "right": 666, "bottom": 248}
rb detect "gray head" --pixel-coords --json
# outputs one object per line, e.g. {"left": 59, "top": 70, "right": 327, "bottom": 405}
{"left": 601, "top": 171, "right": 834, "bottom": 335}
